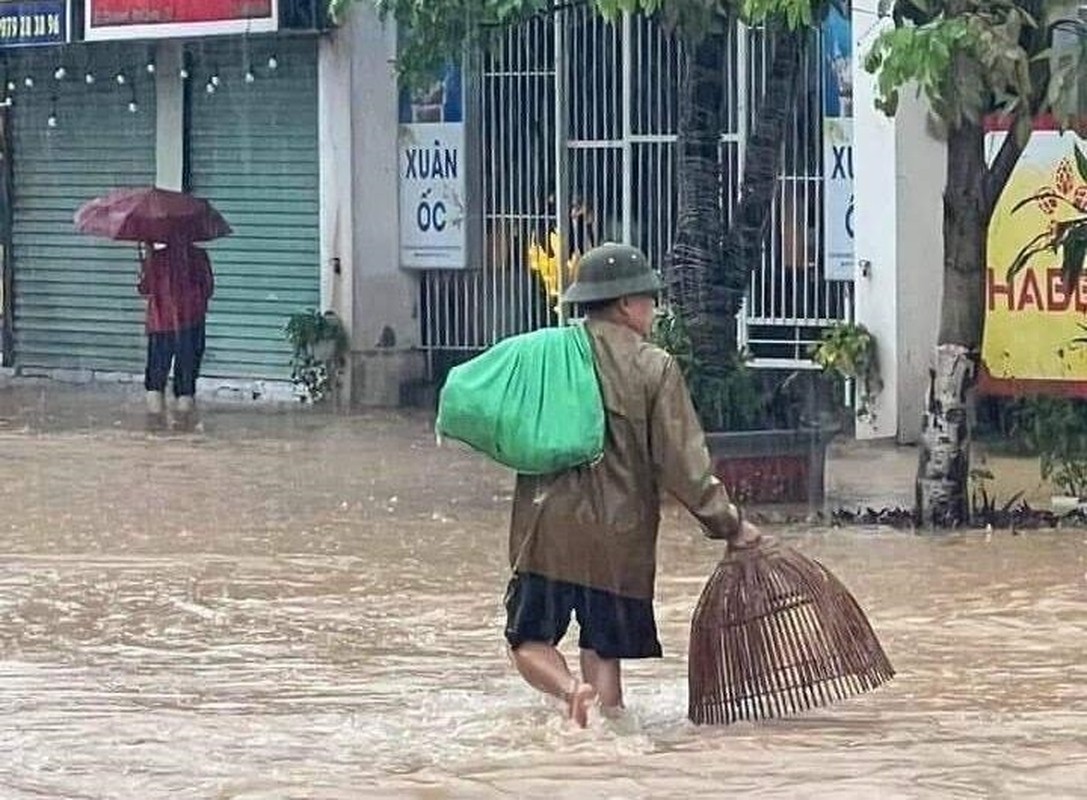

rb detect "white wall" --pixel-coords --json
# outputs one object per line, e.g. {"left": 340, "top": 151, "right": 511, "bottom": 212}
{"left": 851, "top": 4, "right": 945, "bottom": 443}
{"left": 155, "top": 41, "right": 184, "bottom": 191}
{"left": 320, "top": 6, "right": 426, "bottom": 406}
{"left": 893, "top": 92, "right": 945, "bottom": 443}
{"left": 851, "top": 4, "right": 898, "bottom": 439}
{"left": 318, "top": 17, "right": 356, "bottom": 335}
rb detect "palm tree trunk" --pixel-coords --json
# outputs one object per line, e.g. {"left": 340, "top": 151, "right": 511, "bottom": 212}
{"left": 668, "top": 26, "right": 803, "bottom": 378}
{"left": 723, "top": 27, "right": 803, "bottom": 321}
{"left": 668, "top": 32, "right": 729, "bottom": 374}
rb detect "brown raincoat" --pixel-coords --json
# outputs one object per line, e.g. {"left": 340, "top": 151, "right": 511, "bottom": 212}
{"left": 508, "top": 318, "right": 741, "bottom": 601}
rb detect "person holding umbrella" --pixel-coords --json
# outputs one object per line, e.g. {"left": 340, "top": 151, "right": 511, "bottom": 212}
{"left": 138, "top": 238, "right": 214, "bottom": 417}
{"left": 73, "top": 187, "right": 231, "bottom": 420}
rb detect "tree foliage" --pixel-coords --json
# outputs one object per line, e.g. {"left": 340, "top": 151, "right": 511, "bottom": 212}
{"left": 865, "top": 1, "right": 1087, "bottom": 270}
{"left": 326, "top": 0, "right": 828, "bottom": 84}
{"left": 865, "top": 1, "right": 1085, "bottom": 140}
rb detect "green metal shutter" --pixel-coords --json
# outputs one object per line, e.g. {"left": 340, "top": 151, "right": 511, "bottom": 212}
{"left": 188, "top": 38, "right": 320, "bottom": 380}
{"left": 11, "top": 46, "right": 156, "bottom": 373}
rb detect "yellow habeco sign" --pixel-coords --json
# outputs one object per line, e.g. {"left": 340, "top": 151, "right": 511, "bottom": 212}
{"left": 982, "top": 127, "right": 1087, "bottom": 389}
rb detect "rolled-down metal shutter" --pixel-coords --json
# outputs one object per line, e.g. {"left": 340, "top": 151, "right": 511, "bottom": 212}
{"left": 11, "top": 46, "right": 156, "bottom": 373}
{"left": 188, "top": 37, "right": 320, "bottom": 380}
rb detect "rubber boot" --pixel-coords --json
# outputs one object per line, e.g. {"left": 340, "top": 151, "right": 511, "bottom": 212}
{"left": 146, "top": 390, "right": 165, "bottom": 415}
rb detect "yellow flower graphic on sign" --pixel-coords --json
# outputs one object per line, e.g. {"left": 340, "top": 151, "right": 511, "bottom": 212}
{"left": 1009, "top": 144, "right": 1087, "bottom": 280}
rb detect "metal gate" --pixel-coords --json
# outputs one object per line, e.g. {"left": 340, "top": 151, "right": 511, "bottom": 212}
{"left": 420, "top": 8, "right": 850, "bottom": 366}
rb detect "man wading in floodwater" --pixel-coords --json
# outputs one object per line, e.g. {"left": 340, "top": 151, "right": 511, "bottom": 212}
{"left": 503, "top": 242, "right": 762, "bottom": 726}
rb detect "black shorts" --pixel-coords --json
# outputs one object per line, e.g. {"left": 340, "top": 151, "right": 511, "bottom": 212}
{"left": 503, "top": 572, "right": 662, "bottom": 660}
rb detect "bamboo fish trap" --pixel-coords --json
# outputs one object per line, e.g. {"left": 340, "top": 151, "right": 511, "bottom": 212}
{"left": 688, "top": 540, "right": 894, "bottom": 725}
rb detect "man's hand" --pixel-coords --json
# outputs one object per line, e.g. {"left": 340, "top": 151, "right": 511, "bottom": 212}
{"left": 728, "top": 520, "right": 768, "bottom": 551}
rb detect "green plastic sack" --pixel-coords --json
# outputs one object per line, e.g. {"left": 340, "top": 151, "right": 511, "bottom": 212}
{"left": 436, "top": 324, "right": 605, "bottom": 474}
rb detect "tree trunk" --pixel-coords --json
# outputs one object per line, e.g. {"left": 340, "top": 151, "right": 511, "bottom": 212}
{"left": 915, "top": 116, "right": 987, "bottom": 527}
{"left": 723, "top": 28, "right": 803, "bottom": 323}
{"left": 668, "top": 27, "right": 803, "bottom": 377}
{"left": 668, "top": 32, "right": 729, "bottom": 375}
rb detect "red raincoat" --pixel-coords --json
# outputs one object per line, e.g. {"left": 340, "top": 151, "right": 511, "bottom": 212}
{"left": 137, "top": 244, "right": 214, "bottom": 333}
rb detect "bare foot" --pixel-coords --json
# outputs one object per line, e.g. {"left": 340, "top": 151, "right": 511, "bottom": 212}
{"left": 565, "top": 682, "right": 597, "bottom": 728}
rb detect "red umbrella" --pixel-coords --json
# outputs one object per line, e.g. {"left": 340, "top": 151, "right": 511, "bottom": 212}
{"left": 74, "top": 186, "right": 232, "bottom": 243}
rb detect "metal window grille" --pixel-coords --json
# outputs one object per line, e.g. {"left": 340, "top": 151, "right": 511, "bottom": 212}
{"left": 419, "top": 7, "right": 851, "bottom": 367}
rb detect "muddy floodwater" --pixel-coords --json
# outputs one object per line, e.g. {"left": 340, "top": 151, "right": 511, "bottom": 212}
{"left": 1, "top": 386, "right": 1085, "bottom": 799}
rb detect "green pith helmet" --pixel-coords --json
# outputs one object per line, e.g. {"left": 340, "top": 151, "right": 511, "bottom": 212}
{"left": 561, "top": 242, "right": 663, "bottom": 304}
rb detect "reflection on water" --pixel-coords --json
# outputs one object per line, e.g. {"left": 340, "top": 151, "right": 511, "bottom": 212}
{"left": 0, "top": 398, "right": 1085, "bottom": 798}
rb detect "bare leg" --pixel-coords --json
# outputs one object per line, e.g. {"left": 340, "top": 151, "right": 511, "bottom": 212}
{"left": 510, "top": 642, "right": 596, "bottom": 727}
{"left": 580, "top": 649, "right": 623, "bottom": 713}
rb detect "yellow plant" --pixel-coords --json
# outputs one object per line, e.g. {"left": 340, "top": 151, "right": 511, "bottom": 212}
{"left": 527, "top": 230, "right": 581, "bottom": 301}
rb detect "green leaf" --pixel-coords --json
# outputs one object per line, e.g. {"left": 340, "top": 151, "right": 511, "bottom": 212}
{"left": 1075, "top": 144, "right": 1087, "bottom": 184}
{"left": 1062, "top": 227, "right": 1087, "bottom": 284}
{"left": 1007, "top": 230, "right": 1055, "bottom": 281}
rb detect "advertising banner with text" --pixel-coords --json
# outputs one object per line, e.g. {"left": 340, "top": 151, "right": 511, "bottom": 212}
{"left": 821, "top": 5, "right": 854, "bottom": 281}
{"left": 981, "top": 122, "right": 1087, "bottom": 395}
{"left": 0, "top": 1, "right": 69, "bottom": 47}
{"left": 398, "top": 63, "right": 467, "bottom": 270}
{"left": 85, "top": 0, "right": 276, "bottom": 40}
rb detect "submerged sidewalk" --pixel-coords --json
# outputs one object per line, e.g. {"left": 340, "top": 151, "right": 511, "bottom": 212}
{"left": 0, "top": 376, "right": 1050, "bottom": 515}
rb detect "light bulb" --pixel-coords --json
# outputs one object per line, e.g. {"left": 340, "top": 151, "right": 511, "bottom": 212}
{"left": 84, "top": 72, "right": 95, "bottom": 85}
{"left": 128, "top": 101, "right": 138, "bottom": 113}
{"left": 179, "top": 68, "right": 189, "bottom": 80}
{"left": 210, "top": 75, "right": 220, "bottom": 87}
{"left": 245, "top": 71, "right": 255, "bottom": 84}
{"left": 116, "top": 73, "right": 126, "bottom": 85}
{"left": 267, "top": 56, "right": 278, "bottom": 70}
{"left": 205, "top": 82, "right": 215, "bottom": 94}
{"left": 47, "top": 114, "right": 57, "bottom": 128}
{"left": 23, "top": 77, "right": 33, "bottom": 88}
{"left": 6, "top": 81, "right": 15, "bottom": 92}
{"left": 54, "top": 67, "right": 67, "bottom": 80}
{"left": 146, "top": 63, "right": 156, "bottom": 74}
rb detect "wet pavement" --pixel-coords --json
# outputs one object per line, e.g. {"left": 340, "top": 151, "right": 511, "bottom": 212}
{"left": 1, "top": 380, "right": 1085, "bottom": 799}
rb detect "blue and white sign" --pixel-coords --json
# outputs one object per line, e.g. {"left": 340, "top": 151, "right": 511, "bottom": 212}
{"left": 398, "top": 63, "right": 467, "bottom": 270}
{"left": 822, "top": 5, "right": 854, "bottom": 281}
{"left": 0, "top": 0, "right": 69, "bottom": 47}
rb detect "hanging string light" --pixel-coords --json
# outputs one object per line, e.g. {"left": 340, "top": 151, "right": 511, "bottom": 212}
{"left": 83, "top": 49, "right": 95, "bottom": 84}
{"left": 53, "top": 66, "right": 67, "bottom": 81}
{"left": 145, "top": 46, "right": 156, "bottom": 75}
{"left": 1, "top": 57, "right": 10, "bottom": 105}
{"left": 206, "top": 63, "right": 220, "bottom": 94}
{"left": 267, "top": 54, "right": 278, "bottom": 71}
{"left": 47, "top": 95, "right": 57, "bottom": 127}
{"left": 23, "top": 76, "right": 33, "bottom": 88}
{"left": 128, "top": 82, "right": 138, "bottom": 113}
{"left": 115, "top": 71, "right": 126, "bottom": 85}
{"left": 243, "top": 33, "right": 255, "bottom": 84}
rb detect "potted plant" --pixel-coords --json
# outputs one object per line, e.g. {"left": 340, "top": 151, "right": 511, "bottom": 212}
{"left": 811, "top": 321, "right": 883, "bottom": 424}
{"left": 1016, "top": 396, "right": 1087, "bottom": 512}
{"left": 284, "top": 309, "right": 350, "bottom": 404}
{"left": 651, "top": 308, "right": 835, "bottom": 505}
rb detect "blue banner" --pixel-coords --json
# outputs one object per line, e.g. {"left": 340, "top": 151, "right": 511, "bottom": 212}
{"left": 0, "top": 1, "right": 68, "bottom": 48}
{"left": 822, "top": 4, "right": 854, "bottom": 281}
